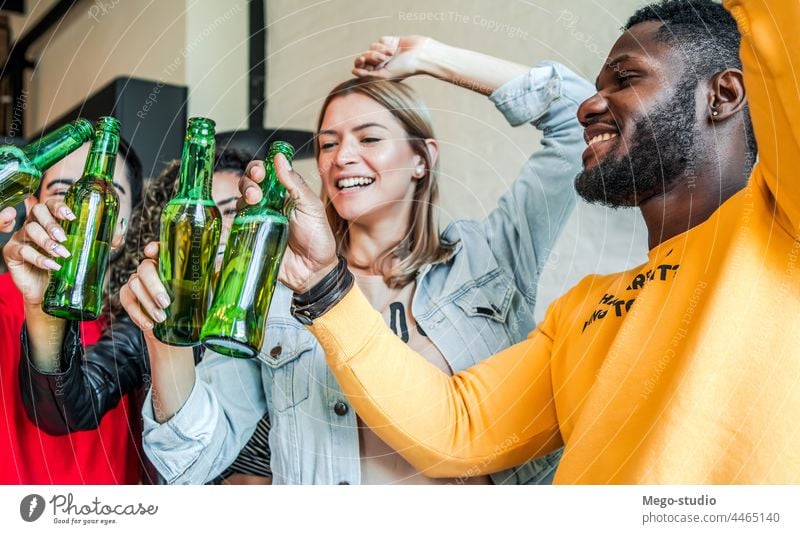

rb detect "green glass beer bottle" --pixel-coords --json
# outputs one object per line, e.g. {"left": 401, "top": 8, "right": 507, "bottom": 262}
{"left": 0, "top": 119, "right": 94, "bottom": 209}
{"left": 200, "top": 141, "right": 293, "bottom": 358}
{"left": 41, "top": 117, "right": 121, "bottom": 321}
{"left": 153, "top": 117, "right": 221, "bottom": 346}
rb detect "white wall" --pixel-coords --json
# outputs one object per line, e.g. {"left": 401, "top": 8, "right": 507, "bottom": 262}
{"left": 184, "top": 0, "right": 249, "bottom": 131}
{"left": 10, "top": 0, "right": 650, "bottom": 317}
{"left": 18, "top": 0, "right": 188, "bottom": 134}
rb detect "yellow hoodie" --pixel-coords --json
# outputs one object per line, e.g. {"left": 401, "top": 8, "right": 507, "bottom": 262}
{"left": 309, "top": 0, "right": 800, "bottom": 483}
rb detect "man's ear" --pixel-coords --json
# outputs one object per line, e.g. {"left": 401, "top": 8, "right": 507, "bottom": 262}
{"left": 707, "top": 68, "right": 747, "bottom": 122}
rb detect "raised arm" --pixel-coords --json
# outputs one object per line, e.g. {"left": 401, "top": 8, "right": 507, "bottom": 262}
{"left": 119, "top": 241, "right": 266, "bottom": 484}
{"left": 353, "top": 36, "right": 530, "bottom": 94}
{"left": 482, "top": 62, "right": 591, "bottom": 279}
{"left": 142, "top": 351, "right": 266, "bottom": 484}
{"left": 2, "top": 198, "right": 75, "bottom": 369}
{"left": 354, "top": 36, "right": 593, "bottom": 279}
{"left": 3, "top": 196, "right": 126, "bottom": 373}
{"left": 725, "top": 0, "right": 800, "bottom": 231}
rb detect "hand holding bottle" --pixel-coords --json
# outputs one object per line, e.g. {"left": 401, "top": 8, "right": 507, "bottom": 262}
{"left": 120, "top": 241, "right": 195, "bottom": 423}
{"left": 3, "top": 199, "right": 126, "bottom": 306}
{"left": 239, "top": 154, "right": 337, "bottom": 293}
{"left": 3, "top": 198, "right": 74, "bottom": 306}
{"left": 119, "top": 241, "right": 168, "bottom": 333}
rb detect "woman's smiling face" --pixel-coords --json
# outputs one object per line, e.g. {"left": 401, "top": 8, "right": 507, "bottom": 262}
{"left": 317, "top": 93, "right": 426, "bottom": 228}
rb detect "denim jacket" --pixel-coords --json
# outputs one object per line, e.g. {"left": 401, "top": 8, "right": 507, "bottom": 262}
{"left": 143, "top": 61, "right": 593, "bottom": 485}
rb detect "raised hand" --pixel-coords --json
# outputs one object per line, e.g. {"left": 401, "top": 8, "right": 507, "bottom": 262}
{"left": 3, "top": 198, "right": 76, "bottom": 305}
{"left": 240, "top": 155, "right": 337, "bottom": 292}
{"left": 119, "top": 241, "right": 168, "bottom": 333}
{"left": 352, "top": 35, "right": 436, "bottom": 80}
{"left": 3, "top": 198, "right": 126, "bottom": 306}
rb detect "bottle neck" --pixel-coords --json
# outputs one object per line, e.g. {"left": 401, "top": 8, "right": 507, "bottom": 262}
{"left": 260, "top": 155, "right": 289, "bottom": 212}
{"left": 177, "top": 134, "right": 214, "bottom": 199}
{"left": 23, "top": 119, "right": 93, "bottom": 171}
{"left": 83, "top": 127, "right": 120, "bottom": 183}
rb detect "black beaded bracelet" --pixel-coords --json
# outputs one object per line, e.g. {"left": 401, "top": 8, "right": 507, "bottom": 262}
{"left": 291, "top": 255, "right": 354, "bottom": 325}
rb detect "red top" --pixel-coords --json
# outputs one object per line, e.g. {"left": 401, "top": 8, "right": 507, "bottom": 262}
{"left": 0, "top": 273, "right": 139, "bottom": 484}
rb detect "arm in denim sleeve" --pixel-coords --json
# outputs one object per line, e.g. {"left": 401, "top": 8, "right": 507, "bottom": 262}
{"left": 142, "top": 351, "right": 265, "bottom": 485}
{"left": 482, "top": 62, "right": 592, "bottom": 294}
{"left": 18, "top": 317, "right": 147, "bottom": 435}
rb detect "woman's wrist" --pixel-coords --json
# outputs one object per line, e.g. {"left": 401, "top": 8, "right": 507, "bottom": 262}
{"left": 302, "top": 258, "right": 340, "bottom": 292}
{"left": 24, "top": 302, "right": 66, "bottom": 336}
{"left": 24, "top": 303, "right": 67, "bottom": 373}
{"left": 415, "top": 39, "right": 449, "bottom": 79}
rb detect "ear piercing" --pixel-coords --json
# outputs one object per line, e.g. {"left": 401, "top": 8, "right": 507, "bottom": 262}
{"left": 414, "top": 167, "right": 425, "bottom": 177}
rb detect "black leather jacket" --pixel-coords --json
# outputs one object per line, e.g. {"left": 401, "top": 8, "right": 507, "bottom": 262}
{"left": 18, "top": 315, "right": 160, "bottom": 483}
{"left": 18, "top": 316, "right": 263, "bottom": 484}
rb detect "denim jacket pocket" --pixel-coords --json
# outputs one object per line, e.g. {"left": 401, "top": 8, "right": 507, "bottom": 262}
{"left": 446, "top": 269, "right": 517, "bottom": 357}
{"left": 256, "top": 319, "right": 315, "bottom": 413}
{"left": 452, "top": 269, "right": 515, "bottom": 322}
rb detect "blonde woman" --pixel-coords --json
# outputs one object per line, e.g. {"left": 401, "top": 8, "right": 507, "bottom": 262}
{"left": 129, "top": 36, "right": 592, "bottom": 484}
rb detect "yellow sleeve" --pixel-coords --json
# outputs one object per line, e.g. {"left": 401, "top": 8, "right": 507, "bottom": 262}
{"left": 309, "top": 285, "right": 562, "bottom": 478}
{"left": 725, "top": 0, "right": 800, "bottom": 231}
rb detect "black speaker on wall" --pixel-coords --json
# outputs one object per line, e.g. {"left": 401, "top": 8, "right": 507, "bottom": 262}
{"left": 31, "top": 76, "right": 188, "bottom": 178}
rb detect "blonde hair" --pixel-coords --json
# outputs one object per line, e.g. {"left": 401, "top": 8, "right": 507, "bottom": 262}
{"left": 316, "top": 77, "right": 455, "bottom": 288}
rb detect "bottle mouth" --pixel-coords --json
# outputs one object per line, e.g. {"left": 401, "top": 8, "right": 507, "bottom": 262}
{"left": 187, "top": 117, "right": 216, "bottom": 137}
{"left": 96, "top": 116, "right": 121, "bottom": 134}
{"left": 73, "top": 118, "right": 94, "bottom": 141}
{"left": 267, "top": 140, "right": 295, "bottom": 160}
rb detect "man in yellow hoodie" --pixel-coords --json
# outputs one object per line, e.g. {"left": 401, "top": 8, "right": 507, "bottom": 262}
{"left": 243, "top": 0, "right": 797, "bottom": 483}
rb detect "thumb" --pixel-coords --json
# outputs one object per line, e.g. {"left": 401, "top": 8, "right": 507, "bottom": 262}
{"left": 110, "top": 217, "right": 127, "bottom": 250}
{"left": 273, "top": 153, "right": 319, "bottom": 213}
{"left": 0, "top": 206, "right": 17, "bottom": 233}
{"left": 380, "top": 35, "right": 400, "bottom": 54}
{"left": 144, "top": 241, "right": 160, "bottom": 259}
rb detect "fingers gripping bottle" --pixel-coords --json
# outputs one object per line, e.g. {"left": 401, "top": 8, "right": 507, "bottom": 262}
{"left": 42, "top": 117, "right": 121, "bottom": 320}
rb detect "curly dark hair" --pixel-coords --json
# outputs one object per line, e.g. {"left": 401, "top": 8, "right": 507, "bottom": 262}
{"left": 106, "top": 147, "right": 252, "bottom": 320}
{"left": 625, "top": 0, "right": 756, "bottom": 160}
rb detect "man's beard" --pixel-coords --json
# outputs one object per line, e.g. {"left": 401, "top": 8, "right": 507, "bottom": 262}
{"left": 575, "top": 79, "right": 699, "bottom": 208}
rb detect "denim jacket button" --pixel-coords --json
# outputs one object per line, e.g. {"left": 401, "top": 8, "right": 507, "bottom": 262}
{"left": 333, "top": 401, "right": 349, "bottom": 416}
{"left": 269, "top": 345, "right": 282, "bottom": 358}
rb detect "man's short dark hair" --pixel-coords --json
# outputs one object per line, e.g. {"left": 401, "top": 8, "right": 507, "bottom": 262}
{"left": 626, "top": 0, "right": 756, "bottom": 158}
{"left": 213, "top": 146, "right": 252, "bottom": 174}
{"left": 33, "top": 134, "right": 144, "bottom": 208}
{"left": 118, "top": 136, "right": 143, "bottom": 209}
